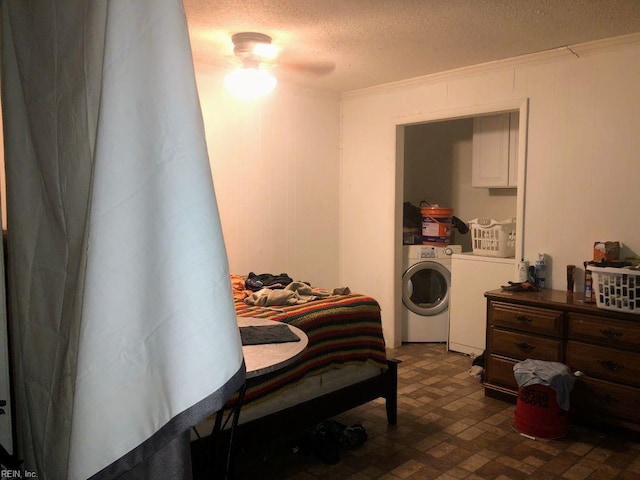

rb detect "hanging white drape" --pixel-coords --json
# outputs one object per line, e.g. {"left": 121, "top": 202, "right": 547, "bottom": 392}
{"left": 1, "top": 1, "right": 245, "bottom": 479}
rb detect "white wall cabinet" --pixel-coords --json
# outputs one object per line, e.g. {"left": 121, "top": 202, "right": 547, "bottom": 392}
{"left": 472, "top": 112, "right": 519, "bottom": 188}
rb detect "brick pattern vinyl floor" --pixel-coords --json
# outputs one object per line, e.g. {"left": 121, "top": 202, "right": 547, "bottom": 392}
{"left": 226, "top": 343, "right": 640, "bottom": 479}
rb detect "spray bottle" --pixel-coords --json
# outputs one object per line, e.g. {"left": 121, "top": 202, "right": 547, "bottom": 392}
{"left": 535, "top": 253, "right": 546, "bottom": 288}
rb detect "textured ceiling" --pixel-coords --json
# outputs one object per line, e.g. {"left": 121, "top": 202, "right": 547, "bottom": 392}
{"left": 184, "top": 0, "right": 640, "bottom": 93}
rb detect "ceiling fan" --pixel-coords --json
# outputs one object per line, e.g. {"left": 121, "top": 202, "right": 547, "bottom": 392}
{"left": 230, "top": 32, "right": 277, "bottom": 68}
{"left": 229, "top": 31, "right": 336, "bottom": 77}
{"left": 225, "top": 31, "right": 334, "bottom": 99}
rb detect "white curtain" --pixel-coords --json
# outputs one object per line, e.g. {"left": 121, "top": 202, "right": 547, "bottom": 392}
{"left": 1, "top": 1, "right": 245, "bottom": 478}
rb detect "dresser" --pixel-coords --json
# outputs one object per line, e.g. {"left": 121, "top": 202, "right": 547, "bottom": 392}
{"left": 484, "top": 289, "right": 640, "bottom": 432}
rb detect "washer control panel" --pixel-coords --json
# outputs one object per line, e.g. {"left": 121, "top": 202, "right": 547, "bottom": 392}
{"left": 405, "top": 244, "right": 462, "bottom": 259}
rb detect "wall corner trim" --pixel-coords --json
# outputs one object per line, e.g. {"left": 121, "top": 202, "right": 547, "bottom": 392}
{"left": 343, "top": 32, "right": 640, "bottom": 99}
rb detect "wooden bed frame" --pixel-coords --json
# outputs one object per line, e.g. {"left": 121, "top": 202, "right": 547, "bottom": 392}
{"left": 211, "top": 358, "right": 399, "bottom": 449}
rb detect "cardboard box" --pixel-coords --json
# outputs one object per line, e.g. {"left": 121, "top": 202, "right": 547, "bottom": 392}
{"left": 593, "top": 241, "right": 620, "bottom": 262}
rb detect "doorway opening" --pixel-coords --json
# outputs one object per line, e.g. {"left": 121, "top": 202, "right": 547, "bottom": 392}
{"left": 393, "top": 98, "right": 529, "bottom": 345}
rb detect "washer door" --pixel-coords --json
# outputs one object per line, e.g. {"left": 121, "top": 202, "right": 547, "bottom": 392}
{"left": 402, "top": 261, "right": 451, "bottom": 316}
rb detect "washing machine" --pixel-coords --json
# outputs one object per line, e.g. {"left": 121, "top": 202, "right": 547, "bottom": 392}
{"left": 402, "top": 244, "right": 462, "bottom": 342}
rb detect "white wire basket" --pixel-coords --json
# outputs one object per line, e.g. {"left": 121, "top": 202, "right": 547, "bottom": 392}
{"left": 589, "top": 265, "right": 640, "bottom": 314}
{"left": 469, "top": 218, "right": 516, "bottom": 258}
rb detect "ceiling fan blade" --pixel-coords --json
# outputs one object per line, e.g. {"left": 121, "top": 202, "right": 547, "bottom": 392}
{"left": 278, "top": 59, "right": 336, "bottom": 77}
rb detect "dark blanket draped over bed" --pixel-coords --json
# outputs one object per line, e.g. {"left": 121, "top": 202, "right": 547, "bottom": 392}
{"left": 232, "top": 293, "right": 388, "bottom": 408}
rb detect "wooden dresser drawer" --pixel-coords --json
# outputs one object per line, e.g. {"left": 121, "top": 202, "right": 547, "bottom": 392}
{"left": 490, "top": 327, "right": 562, "bottom": 362}
{"left": 490, "top": 302, "right": 563, "bottom": 337}
{"left": 572, "top": 376, "right": 640, "bottom": 426}
{"left": 485, "top": 289, "right": 640, "bottom": 432}
{"left": 566, "top": 340, "right": 640, "bottom": 387}
{"left": 486, "top": 355, "right": 518, "bottom": 391}
{"left": 568, "top": 313, "right": 640, "bottom": 348}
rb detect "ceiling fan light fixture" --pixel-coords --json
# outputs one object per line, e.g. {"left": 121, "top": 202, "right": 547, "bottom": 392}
{"left": 225, "top": 67, "right": 277, "bottom": 100}
{"left": 253, "top": 42, "right": 278, "bottom": 60}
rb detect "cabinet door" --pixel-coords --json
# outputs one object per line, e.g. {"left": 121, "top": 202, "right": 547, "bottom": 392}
{"left": 472, "top": 114, "right": 510, "bottom": 188}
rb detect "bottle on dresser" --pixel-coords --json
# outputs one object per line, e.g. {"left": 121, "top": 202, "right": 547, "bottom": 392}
{"left": 517, "top": 259, "right": 529, "bottom": 283}
{"left": 534, "top": 253, "right": 546, "bottom": 288}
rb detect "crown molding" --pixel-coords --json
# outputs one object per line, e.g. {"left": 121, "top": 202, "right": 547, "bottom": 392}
{"left": 569, "top": 31, "right": 640, "bottom": 57}
{"left": 344, "top": 32, "right": 640, "bottom": 99}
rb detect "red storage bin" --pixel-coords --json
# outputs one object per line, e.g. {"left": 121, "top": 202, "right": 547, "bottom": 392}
{"left": 514, "top": 384, "right": 568, "bottom": 439}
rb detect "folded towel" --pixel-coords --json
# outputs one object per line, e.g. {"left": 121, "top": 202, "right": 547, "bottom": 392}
{"left": 239, "top": 324, "right": 301, "bottom": 345}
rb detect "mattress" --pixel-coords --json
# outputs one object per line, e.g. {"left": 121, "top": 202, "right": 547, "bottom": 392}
{"left": 232, "top": 290, "right": 388, "bottom": 409}
{"left": 192, "top": 362, "right": 383, "bottom": 437}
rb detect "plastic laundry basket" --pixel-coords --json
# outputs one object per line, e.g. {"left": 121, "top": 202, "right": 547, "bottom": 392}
{"left": 468, "top": 218, "right": 516, "bottom": 257}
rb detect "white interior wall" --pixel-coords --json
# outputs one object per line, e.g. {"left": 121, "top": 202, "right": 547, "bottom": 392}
{"left": 194, "top": 64, "right": 342, "bottom": 287}
{"left": 404, "top": 122, "right": 455, "bottom": 207}
{"left": 341, "top": 38, "right": 640, "bottom": 348}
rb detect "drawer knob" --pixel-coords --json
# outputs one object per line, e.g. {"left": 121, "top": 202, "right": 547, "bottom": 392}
{"left": 516, "top": 342, "right": 535, "bottom": 353}
{"left": 515, "top": 315, "right": 532, "bottom": 324}
{"left": 598, "top": 360, "right": 623, "bottom": 372}
{"left": 599, "top": 328, "right": 622, "bottom": 339}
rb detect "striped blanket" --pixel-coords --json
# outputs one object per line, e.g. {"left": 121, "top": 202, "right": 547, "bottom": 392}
{"left": 233, "top": 291, "right": 388, "bottom": 408}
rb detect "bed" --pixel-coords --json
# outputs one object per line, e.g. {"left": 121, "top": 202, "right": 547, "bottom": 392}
{"left": 195, "top": 276, "right": 399, "bottom": 447}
